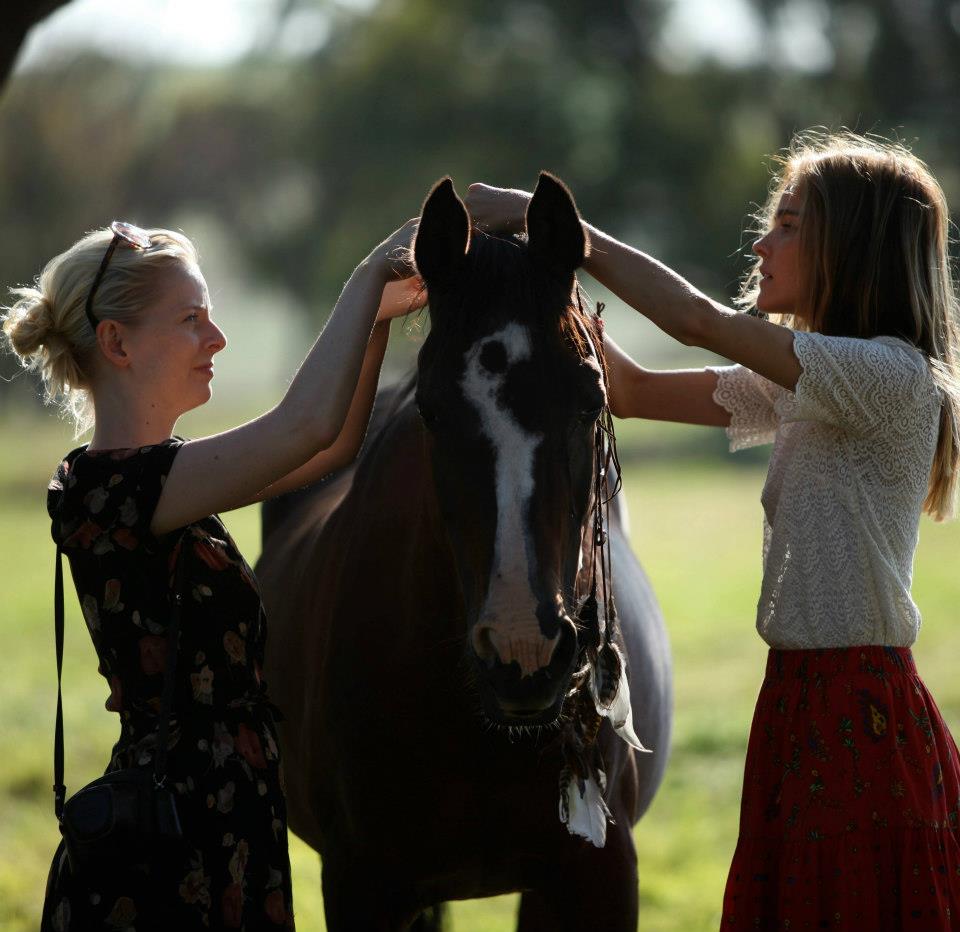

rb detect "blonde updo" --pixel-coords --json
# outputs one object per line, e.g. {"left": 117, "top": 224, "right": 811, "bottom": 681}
{"left": 2, "top": 225, "right": 199, "bottom": 436}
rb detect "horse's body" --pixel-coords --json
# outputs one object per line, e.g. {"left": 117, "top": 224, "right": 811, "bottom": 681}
{"left": 255, "top": 176, "right": 672, "bottom": 931}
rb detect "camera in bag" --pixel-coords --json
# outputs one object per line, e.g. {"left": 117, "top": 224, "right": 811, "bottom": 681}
{"left": 60, "top": 767, "right": 184, "bottom": 875}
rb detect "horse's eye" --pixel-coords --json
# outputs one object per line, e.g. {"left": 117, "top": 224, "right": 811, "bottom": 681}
{"left": 580, "top": 406, "right": 604, "bottom": 424}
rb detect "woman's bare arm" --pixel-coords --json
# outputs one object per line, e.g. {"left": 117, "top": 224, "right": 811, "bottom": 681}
{"left": 227, "top": 320, "right": 392, "bottom": 508}
{"left": 604, "top": 333, "right": 729, "bottom": 426}
{"left": 465, "top": 184, "right": 801, "bottom": 392}
{"left": 150, "top": 221, "right": 419, "bottom": 536}
{"left": 584, "top": 224, "right": 801, "bottom": 391}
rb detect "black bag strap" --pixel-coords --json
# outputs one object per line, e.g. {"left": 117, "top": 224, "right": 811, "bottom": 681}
{"left": 54, "top": 534, "right": 188, "bottom": 820}
{"left": 53, "top": 545, "right": 66, "bottom": 821}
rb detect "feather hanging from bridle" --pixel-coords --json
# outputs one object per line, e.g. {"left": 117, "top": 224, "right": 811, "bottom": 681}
{"left": 558, "top": 290, "right": 650, "bottom": 848}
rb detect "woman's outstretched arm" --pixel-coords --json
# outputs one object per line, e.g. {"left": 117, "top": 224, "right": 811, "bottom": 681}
{"left": 583, "top": 223, "right": 799, "bottom": 390}
{"left": 466, "top": 183, "right": 801, "bottom": 392}
{"left": 604, "top": 333, "right": 729, "bottom": 426}
{"left": 229, "top": 321, "right": 390, "bottom": 507}
{"left": 150, "top": 220, "right": 421, "bottom": 535}
{"left": 227, "top": 276, "right": 425, "bottom": 507}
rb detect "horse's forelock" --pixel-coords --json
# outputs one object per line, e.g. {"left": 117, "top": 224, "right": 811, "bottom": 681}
{"left": 424, "top": 230, "right": 602, "bottom": 375}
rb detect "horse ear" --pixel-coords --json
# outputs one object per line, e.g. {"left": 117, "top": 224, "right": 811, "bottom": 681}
{"left": 414, "top": 177, "right": 471, "bottom": 288}
{"left": 525, "top": 172, "right": 589, "bottom": 276}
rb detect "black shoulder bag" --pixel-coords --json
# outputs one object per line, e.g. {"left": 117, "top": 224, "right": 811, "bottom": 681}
{"left": 53, "top": 541, "right": 187, "bottom": 877}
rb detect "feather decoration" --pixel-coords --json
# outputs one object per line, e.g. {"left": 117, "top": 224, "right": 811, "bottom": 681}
{"left": 559, "top": 764, "right": 611, "bottom": 848}
{"left": 556, "top": 371, "right": 642, "bottom": 846}
{"left": 576, "top": 592, "right": 601, "bottom": 652}
{"left": 558, "top": 762, "right": 573, "bottom": 826}
{"left": 591, "top": 640, "right": 622, "bottom": 708}
{"left": 590, "top": 642, "right": 651, "bottom": 754}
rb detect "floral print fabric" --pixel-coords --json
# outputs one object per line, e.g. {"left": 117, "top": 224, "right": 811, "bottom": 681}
{"left": 41, "top": 439, "right": 295, "bottom": 930}
{"left": 723, "top": 646, "right": 960, "bottom": 930}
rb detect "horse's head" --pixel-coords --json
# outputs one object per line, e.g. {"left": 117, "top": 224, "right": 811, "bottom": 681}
{"left": 414, "top": 173, "right": 607, "bottom": 726}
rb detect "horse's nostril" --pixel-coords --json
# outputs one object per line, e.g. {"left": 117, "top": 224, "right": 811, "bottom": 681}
{"left": 474, "top": 626, "right": 579, "bottom": 722}
{"left": 550, "top": 620, "right": 578, "bottom": 674}
{"left": 472, "top": 625, "right": 496, "bottom": 664}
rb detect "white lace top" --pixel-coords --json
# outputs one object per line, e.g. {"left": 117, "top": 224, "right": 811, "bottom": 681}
{"left": 707, "top": 331, "right": 942, "bottom": 649}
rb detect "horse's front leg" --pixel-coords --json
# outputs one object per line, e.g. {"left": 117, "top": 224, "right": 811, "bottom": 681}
{"left": 515, "top": 820, "right": 639, "bottom": 932}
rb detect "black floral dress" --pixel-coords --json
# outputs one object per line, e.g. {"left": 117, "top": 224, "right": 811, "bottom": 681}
{"left": 41, "top": 439, "right": 295, "bottom": 931}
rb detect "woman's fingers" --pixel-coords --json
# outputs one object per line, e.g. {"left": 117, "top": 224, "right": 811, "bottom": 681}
{"left": 376, "top": 274, "right": 428, "bottom": 321}
{"left": 369, "top": 217, "right": 420, "bottom": 278}
{"left": 465, "top": 183, "right": 530, "bottom": 234}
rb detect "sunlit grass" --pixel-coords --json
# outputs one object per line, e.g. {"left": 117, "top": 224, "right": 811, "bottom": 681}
{"left": 1, "top": 414, "right": 957, "bottom": 931}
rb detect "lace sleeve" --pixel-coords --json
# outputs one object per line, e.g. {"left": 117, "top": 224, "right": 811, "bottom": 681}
{"left": 707, "top": 364, "right": 783, "bottom": 452}
{"left": 783, "top": 332, "right": 938, "bottom": 435}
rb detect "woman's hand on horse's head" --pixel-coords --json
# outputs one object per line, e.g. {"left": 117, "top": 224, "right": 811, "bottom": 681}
{"left": 465, "top": 183, "right": 531, "bottom": 235}
{"left": 376, "top": 274, "right": 428, "bottom": 322}
{"left": 367, "top": 217, "right": 420, "bottom": 280}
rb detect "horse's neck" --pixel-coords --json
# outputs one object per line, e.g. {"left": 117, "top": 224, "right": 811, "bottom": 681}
{"left": 336, "top": 398, "right": 464, "bottom": 626}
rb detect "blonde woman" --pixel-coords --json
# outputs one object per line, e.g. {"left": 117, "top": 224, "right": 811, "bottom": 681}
{"left": 3, "top": 218, "right": 424, "bottom": 929}
{"left": 468, "top": 131, "right": 960, "bottom": 929}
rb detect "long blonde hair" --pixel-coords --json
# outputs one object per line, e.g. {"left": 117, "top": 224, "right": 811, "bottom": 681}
{"left": 738, "top": 130, "right": 960, "bottom": 521}
{"left": 2, "top": 226, "right": 198, "bottom": 436}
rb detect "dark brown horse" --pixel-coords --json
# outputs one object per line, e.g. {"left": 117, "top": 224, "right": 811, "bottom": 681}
{"left": 255, "top": 174, "right": 672, "bottom": 931}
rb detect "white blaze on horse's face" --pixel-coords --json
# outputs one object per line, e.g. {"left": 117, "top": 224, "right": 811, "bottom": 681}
{"left": 460, "top": 322, "right": 557, "bottom": 678}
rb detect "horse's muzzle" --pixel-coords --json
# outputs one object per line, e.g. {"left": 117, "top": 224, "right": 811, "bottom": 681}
{"left": 472, "top": 618, "right": 578, "bottom": 724}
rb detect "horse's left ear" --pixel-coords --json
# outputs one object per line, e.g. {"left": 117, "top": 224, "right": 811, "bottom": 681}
{"left": 414, "top": 177, "right": 471, "bottom": 289}
{"left": 526, "top": 172, "right": 590, "bottom": 276}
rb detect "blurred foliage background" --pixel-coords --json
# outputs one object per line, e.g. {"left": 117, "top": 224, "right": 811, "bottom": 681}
{"left": 1, "top": 1, "right": 959, "bottom": 930}
{"left": 3, "top": 0, "right": 960, "bottom": 408}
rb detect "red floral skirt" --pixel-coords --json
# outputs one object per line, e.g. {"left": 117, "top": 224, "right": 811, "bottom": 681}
{"left": 723, "top": 646, "right": 960, "bottom": 930}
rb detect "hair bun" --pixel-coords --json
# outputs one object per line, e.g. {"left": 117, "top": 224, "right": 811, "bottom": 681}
{"left": 3, "top": 223, "right": 198, "bottom": 436}
{"left": 3, "top": 288, "right": 57, "bottom": 360}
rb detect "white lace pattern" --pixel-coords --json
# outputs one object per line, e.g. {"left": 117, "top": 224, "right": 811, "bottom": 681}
{"left": 707, "top": 332, "right": 942, "bottom": 649}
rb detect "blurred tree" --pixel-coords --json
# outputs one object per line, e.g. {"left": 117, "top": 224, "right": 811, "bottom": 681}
{"left": 745, "top": 0, "right": 960, "bottom": 147}
{"left": 247, "top": 0, "right": 765, "bottom": 306}
{"left": 1, "top": 0, "right": 957, "bottom": 395}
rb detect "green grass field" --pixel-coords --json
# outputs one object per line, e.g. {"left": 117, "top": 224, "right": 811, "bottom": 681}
{"left": 1, "top": 414, "right": 958, "bottom": 931}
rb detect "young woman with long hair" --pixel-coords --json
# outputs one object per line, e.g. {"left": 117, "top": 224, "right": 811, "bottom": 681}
{"left": 467, "top": 130, "right": 960, "bottom": 928}
{"left": 3, "top": 217, "right": 423, "bottom": 929}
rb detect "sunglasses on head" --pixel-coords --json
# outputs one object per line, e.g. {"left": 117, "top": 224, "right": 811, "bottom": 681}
{"left": 85, "top": 221, "right": 153, "bottom": 333}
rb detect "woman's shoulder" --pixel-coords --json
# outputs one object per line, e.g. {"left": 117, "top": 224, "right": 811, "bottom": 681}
{"left": 793, "top": 330, "right": 932, "bottom": 380}
{"left": 48, "top": 437, "right": 183, "bottom": 501}
{"left": 869, "top": 333, "right": 928, "bottom": 364}
{"left": 778, "top": 331, "right": 940, "bottom": 438}
{"left": 48, "top": 437, "right": 187, "bottom": 548}
{"left": 80, "top": 435, "right": 185, "bottom": 460}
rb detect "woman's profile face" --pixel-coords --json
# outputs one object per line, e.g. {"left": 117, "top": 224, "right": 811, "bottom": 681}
{"left": 123, "top": 261, "right": 227, "bottom": 415}
{"left": 752, "top": 187, "right": 802, "bottom": 317}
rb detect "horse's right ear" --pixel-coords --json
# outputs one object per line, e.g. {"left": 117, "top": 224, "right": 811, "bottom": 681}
{"left": 525, "top": 172, "right": 588, "bottom": 277}
{"left": 414, "top": 177, "right": 471, "bottom": 289}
